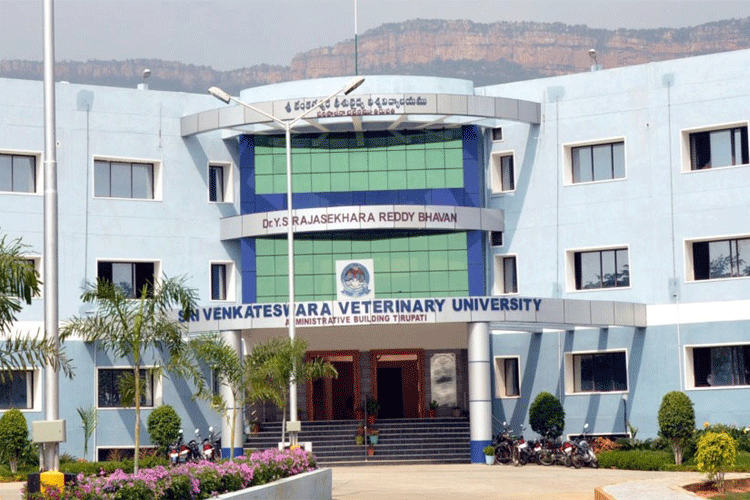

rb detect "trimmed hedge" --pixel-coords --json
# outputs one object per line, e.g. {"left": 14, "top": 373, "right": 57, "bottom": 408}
{"left": 598, "top": 450, "right": 750, "bottom": 472}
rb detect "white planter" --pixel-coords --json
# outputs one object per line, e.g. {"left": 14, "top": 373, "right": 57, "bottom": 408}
{"left": 216, "top": 468, "right": 332, "bottom": 500}
{"left": 485, "top": 455, "right": 494, "bottom": 465}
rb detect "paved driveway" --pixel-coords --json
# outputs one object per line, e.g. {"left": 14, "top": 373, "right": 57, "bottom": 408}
{"left": 331, "top": 463, "right": 708, "bottom": 500}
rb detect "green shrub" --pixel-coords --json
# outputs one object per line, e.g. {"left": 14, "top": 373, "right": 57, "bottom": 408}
{"left": 483, "top": 445, "right": 495, "bottom": 455}
{"left": 697, "top": 432, "right": 737, "bottom": 490}
{"left": 146, "top": 405, "right": 181, "bottom": 455}
{"left": 528, "top": 392, "right": 565, "bottom": 439}
{"left": 598, "top": 449, "right": 677, "bottom": 471}
{"left": 657, "top": 391, "right": 695, "bottom": 465}
{"left": 0, "top": 408, "right": 29, "bottom": 473}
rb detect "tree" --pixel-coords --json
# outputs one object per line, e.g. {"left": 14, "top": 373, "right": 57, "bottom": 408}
{"left": 60, "top": 276, "right": 197, "bottom": 473}
{"left": 528, "top": 392, "right": 565, "bottom": 439}
{"left": 0, "top": 408, "right": 29, "bottom": 473}
{"left": 658, "top": 391, "right": 695, "bottom": 465}
{"left": 246, "top": 337, "right": 337, "bottom": 445}
{"left": 0, "top": 234, "right": 72, "bottom": 379}
{"left": 697, "top": 431, "right": 737, "bottom": 491}
{"left": 146, "top": 404, "right": 181, "bottom": 456}
{"left": 77, "top": 406, "right": 98, "bottom": 460}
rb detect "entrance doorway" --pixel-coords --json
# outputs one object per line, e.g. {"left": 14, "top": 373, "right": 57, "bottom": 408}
{"left": 306, "top": 351, "right": 360, "bottom": 421}
{"left": 371, "top": 349, "right": 425, "bottom": 419}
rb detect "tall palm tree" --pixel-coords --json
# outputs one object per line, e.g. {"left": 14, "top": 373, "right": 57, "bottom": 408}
{"left": 0, "top": 234, "right": 72, "bottom": 379}
{"left": 61, "top": 276, "right": 197, "bottom": 472}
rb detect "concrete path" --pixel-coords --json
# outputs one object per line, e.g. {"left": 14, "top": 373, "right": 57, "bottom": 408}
{"left": 0, "top": 481, "right": 23, "bottom": 500}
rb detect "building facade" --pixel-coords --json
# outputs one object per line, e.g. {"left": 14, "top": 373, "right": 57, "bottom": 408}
{"left": 1, "top": 48, "right": 749, "bottom": 463}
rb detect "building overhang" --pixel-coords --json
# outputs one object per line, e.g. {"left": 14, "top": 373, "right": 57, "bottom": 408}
{"left": 181, "top": 92, "right": 541, "bottom": 137}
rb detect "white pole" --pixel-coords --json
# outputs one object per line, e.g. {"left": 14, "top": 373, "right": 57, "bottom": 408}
{"left": 354, "top": 0, "right": 358, "bottom": 75}
{"left": 43, "top": 0, "right": 61, "bottom": 471}
{"left": 285, "top": 123, "right": 298, "bottom": 445}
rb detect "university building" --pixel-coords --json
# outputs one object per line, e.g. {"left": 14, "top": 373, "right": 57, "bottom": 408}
{"left": 1, "top": 48, "right": 749, "bottom": 463}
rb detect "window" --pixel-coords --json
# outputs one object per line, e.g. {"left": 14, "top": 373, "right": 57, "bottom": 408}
{"left": 493, "top": 255, "right": 517, "bottom": 294}
{"left": 490, "top": 232, "right": 504, "bottom": 247}
{"left": 0, "top": 370, "right": 33, "bottom": 409}
{"left": 492, "top": 128, "right": 503, "bottom": 142}
{"left": 0, "top": 153, "right": 37, "bottom": 193}
{"left": 97, "top": 261, "right": 156, "bottom": 298}
{"left": 570, "top": 141, "right": 625, "bottom": 183}
{"left": 94, "top": 159, "right": 157, "bottom": 199}
{"left": 208, "top": 163, "right": 232, "bottom": 202}
{"left": 567, "top": 351, "right": 627, "bottom": 393}
{"left": 688, "top": 126, "right": 748, "bottom": 170}
{"left": 97, "top": 368, "right": 154, "bottom": 408}
{"left": 490, "top": 153, "right": 515, "bottom": 193}
{"left": 572, "top": 248, "right": 629, "bottom": 290}
{"left": 687, "top": 345, "right": 750, "bottom": 388}
{"left": 494, "top": 357, "right": 520, "bottom": 398}
{"left": 211, "top": 263, "right": 227, "bottom": 300}
{"left": 690, "top": 237, "right": 750, "bottom": 281}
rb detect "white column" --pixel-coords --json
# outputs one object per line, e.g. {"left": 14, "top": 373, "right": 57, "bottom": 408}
{"left": 468, "top": 322, "right": 492, "bottom": 463}
{"left": 220, "top": 330, "right": 243, "bottom": 457}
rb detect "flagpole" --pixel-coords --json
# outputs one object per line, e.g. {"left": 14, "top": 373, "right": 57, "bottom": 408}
{"left": 354, "top": 0, "right": 358, "bottom": 75}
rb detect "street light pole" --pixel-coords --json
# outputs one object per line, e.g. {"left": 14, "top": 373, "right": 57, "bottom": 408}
{"left": 209, "top": 77, "right": 364, "bottom": 446}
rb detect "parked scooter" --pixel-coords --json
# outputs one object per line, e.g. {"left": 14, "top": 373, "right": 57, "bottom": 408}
{"left": 169, "top": 429, "right": 183, "bottom": 465}
{"left": 573, "top": 423, "right": 598, "bottom": 468}
{"left": 201, "top": 426, "right": 222, "bottom": 461}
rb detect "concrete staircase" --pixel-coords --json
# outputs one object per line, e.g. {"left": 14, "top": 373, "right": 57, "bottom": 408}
{"left": 244, "top": 417, "right": 471, "bottom": 465}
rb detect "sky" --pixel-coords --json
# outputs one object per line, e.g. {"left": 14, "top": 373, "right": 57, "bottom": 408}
{"left": 1, "top": 0, "right": 749, "bottom": 71}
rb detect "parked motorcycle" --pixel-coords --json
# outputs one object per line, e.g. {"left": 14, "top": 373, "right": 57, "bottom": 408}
{"left": 492, "top": 421, "right": 515, "bottom": 465}
{"left": 201, "top": 426, "right": 222, "bottom": 461}
{"left": 169, "top": 429, "right": 183, "bottom": 465}
{"left": 573, "top": 423, "right": 598, "bottom": 468}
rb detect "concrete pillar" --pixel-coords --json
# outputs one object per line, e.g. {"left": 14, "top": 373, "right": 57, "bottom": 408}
{"left": 220, "top": 330, "right": 244, "bottom": 458}
{"left": 468, "top": 322, "right": 492, "bottom": 463}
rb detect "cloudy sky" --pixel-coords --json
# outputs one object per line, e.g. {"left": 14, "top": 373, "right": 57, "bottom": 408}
{"left": 1, "top": 0, "right": 749, "bottom": 70}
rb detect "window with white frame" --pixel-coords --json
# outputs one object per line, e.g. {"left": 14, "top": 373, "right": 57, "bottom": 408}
{"left": 686, "top": 344, "right": 750, "bottom": 389}
{"left": 493, "top": 255, "right": 518, "bottom": 294}
{"left": 0, "top": 370, "right": 35, "bottom": 409}
{"left": 571, "top": 247, "right": 629, "bottom": 290}
{"left": 684, "top": 125, "right": 748, "bottom": 171}
{"left": 494, "top": 356, "right": 520, "bottom": 398}
{"left": 566, "top": 351, "right": 627, "bottom": 394}
{"left": 94, "top": 159, "right": 160, "bottom": 200}
{"left": 208, "top": 163, "right": 232, "bottom": 203}
{"left": 688, "top": 236, "right": 750, "bottom": 281}
{"left": 210, "top": 262, "right": 234, "bottom": 301}
{"left": 490, "top": 152, "right": 515, "bottom": 193}
{"left": 97, "top": 261, "right": 158, "bottom": 298}
{"left": 0, "top": 152, "right": 39, "bottom": 194}
{"left": 97, "top": 368, "right": 155, "bottom": 408}
{"left": 567, "top": 140, "right": 625, "bottom": 184}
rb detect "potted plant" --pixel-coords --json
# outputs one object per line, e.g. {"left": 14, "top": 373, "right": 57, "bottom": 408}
{"left": 366, "top": 397, "right": 379, "bottom": 425}
{"left": 483, "top": 445, "right": 495, "bottom": 465}
{"left": 367, "top": 445, "right": 375, "bottom": 456}
{"left": 429, "top": 400, "right": 438, "bottom": 418}
{"left": 355, "top": 424, "right": 365, "bottom": 445}
{"left": 368, "top": 427, "right": 379, "bottom": 445}
{"left": 248, "top": 420, "right": 260, "bottom": 435}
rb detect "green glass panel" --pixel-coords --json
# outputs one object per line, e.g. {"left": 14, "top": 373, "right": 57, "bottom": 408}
{"left": 445, "top": 148, "right": 463, "bottom": 167}
{"left": 256, "top": 256, "right": 276, "bottom": 275}
{"left": 256, "top": 239, "right": 274, "bottom": 256}
{"left": 410, "top": 273, "right": 428, "bottom": 292}
{"left": 332, "top": 239, "right": 351, "bottom": 254}
{"left": 295, "top": 254, "right": 314, "bottom": 275}
{"left": 272, "top": 154, "right": 287, "bottom": 175}
{"left": 255, "top": 155, "right": 272, "bottom": 175}
{"left": 313, "top": 254, "right": 334, "bottom": 275}
{"left": 391, "top": 252, "right": 410, "bottom": 272}
{"left": 406, "top": 169, "right": 426, "bottom": 189}
{"left": 448, "top": 250, "right": 468, "bottom": 270}
{"left": 369, "top": 151, "right": 388, "bottom": 172}
{"left": 446, "top": 232, "right": 465, "bottom": 250}
{"left": 424, "top": 130, "right": 444, "bottom": 149}
{"left": 311, "top": 173, "right": 331, "bottom": 192}
{"left": 445, "top": 168, "right": 464, "bottom": 188}
{"left": 350, "top": 152, "right": 369, "bottom": 172}
{"left": 426, "top": 149, "right": 445, "bottom": 170}
{"left": 426, "top": 169, "right": 446, "bottom": 188}
{"left": 387, "top": 170, "right": 407, "bottom": 190}
{"left": 430, "top": 272, "right": 450, "bottom": 293}
{"left": 448, "top": 271, "right": 468, "bottom": 292}
{"left": 410, "top": 235, "right": 428, "bottom": 251}
{"left": 292, "top": 173, "right": 312, "bottom": 193}
{"left": 375, "top": 275, "right": 391, "bottom": 293}
{"left": 428, "top": 233, "right": 449, "bottom": 250}
{"left": 296, "top": 239, "right": 314, "bottom": 255}
{"left": 351, "top": 253, "right": 370, "bottom": 261}
{"left": 255, "top": 145, "right": 272, "bottom": 156}
{"left": 429, "top": 250, "right": 448, "bottom": 271}
{"left": 351, "top": 238, "right": 370, "bottom": 253}
{"left": 331, "top": 173, "right": 350, "bottom": 191}
{"left": 374, "top": 254, "right": 391, "bottom": 273}
{"left": 255, "top": 175, "right": 273, "bottom": 194}
{"left": 311, "top": 153, "right": 330, "bottom": 173}
{"left": 296, "top": 275, "right": 314, "bottom": 295}
{"left": 330, "top": 152, "right": 349, "bottom": 172}
{"left": 275, "top": 276, "right": 288, "bottom": 295}
{"left": 410, "top": 252, "right": 429, "bottom": 272}
{"left": 316, "top": 275, "right": 334, "bottom": 296}
{"left": 391, "top": 274, "right": 410, "bottom": 294}
{"left": 273, "top": 174, "right": 287, "bottom": 193}
{"left": 406, "top": 150, "right": 425, "bottom": 170}
{"left": 350, "top": 171, "right": 368, "bottom": 190}
{"left": 293, "top": 154, "right": 311, "bottom": 173}
{"left": 275, "top": 238, "right": 288, "bottom": 254}
{"left": 390, "top": 238, "right": 408, "bottom": 252}
{"left": 312, "top": 239, "right": 333, "bottom": 254}
{"left": 257, "top": 277, "right": 275, "bottom": 296}
{"left": 368, "top": 170, "right": 388, "bottom": 190}
{"left": 387, "top": 150, "right": 407, "bottom": 171}
{"left": 275, "top": 255, "right": 288, "bottom": 272}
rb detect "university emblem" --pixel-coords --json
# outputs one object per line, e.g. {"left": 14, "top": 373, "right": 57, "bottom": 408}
{"left": 340, "top": 262, "right": 371, "bottom": 298}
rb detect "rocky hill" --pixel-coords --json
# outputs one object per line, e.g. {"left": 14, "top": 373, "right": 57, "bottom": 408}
{"left": 2, "top": 17, "right": 750, "bottom": 93}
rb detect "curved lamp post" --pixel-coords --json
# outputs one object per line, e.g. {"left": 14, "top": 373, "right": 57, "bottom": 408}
{"left": 209, "top": 77, "right": 364, "bottom": 446}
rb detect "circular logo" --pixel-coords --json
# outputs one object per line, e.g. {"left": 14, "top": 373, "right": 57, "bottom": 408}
{"left": 340, "top": 262, "right": 371, "bottom": 298}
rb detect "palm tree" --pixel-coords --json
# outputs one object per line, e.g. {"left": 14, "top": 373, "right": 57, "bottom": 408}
{"left": 0, "top": 234, "right": 72, "bottom": 379}
{"left": 60, "top": 276, "right": 197, "bottom": 472}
